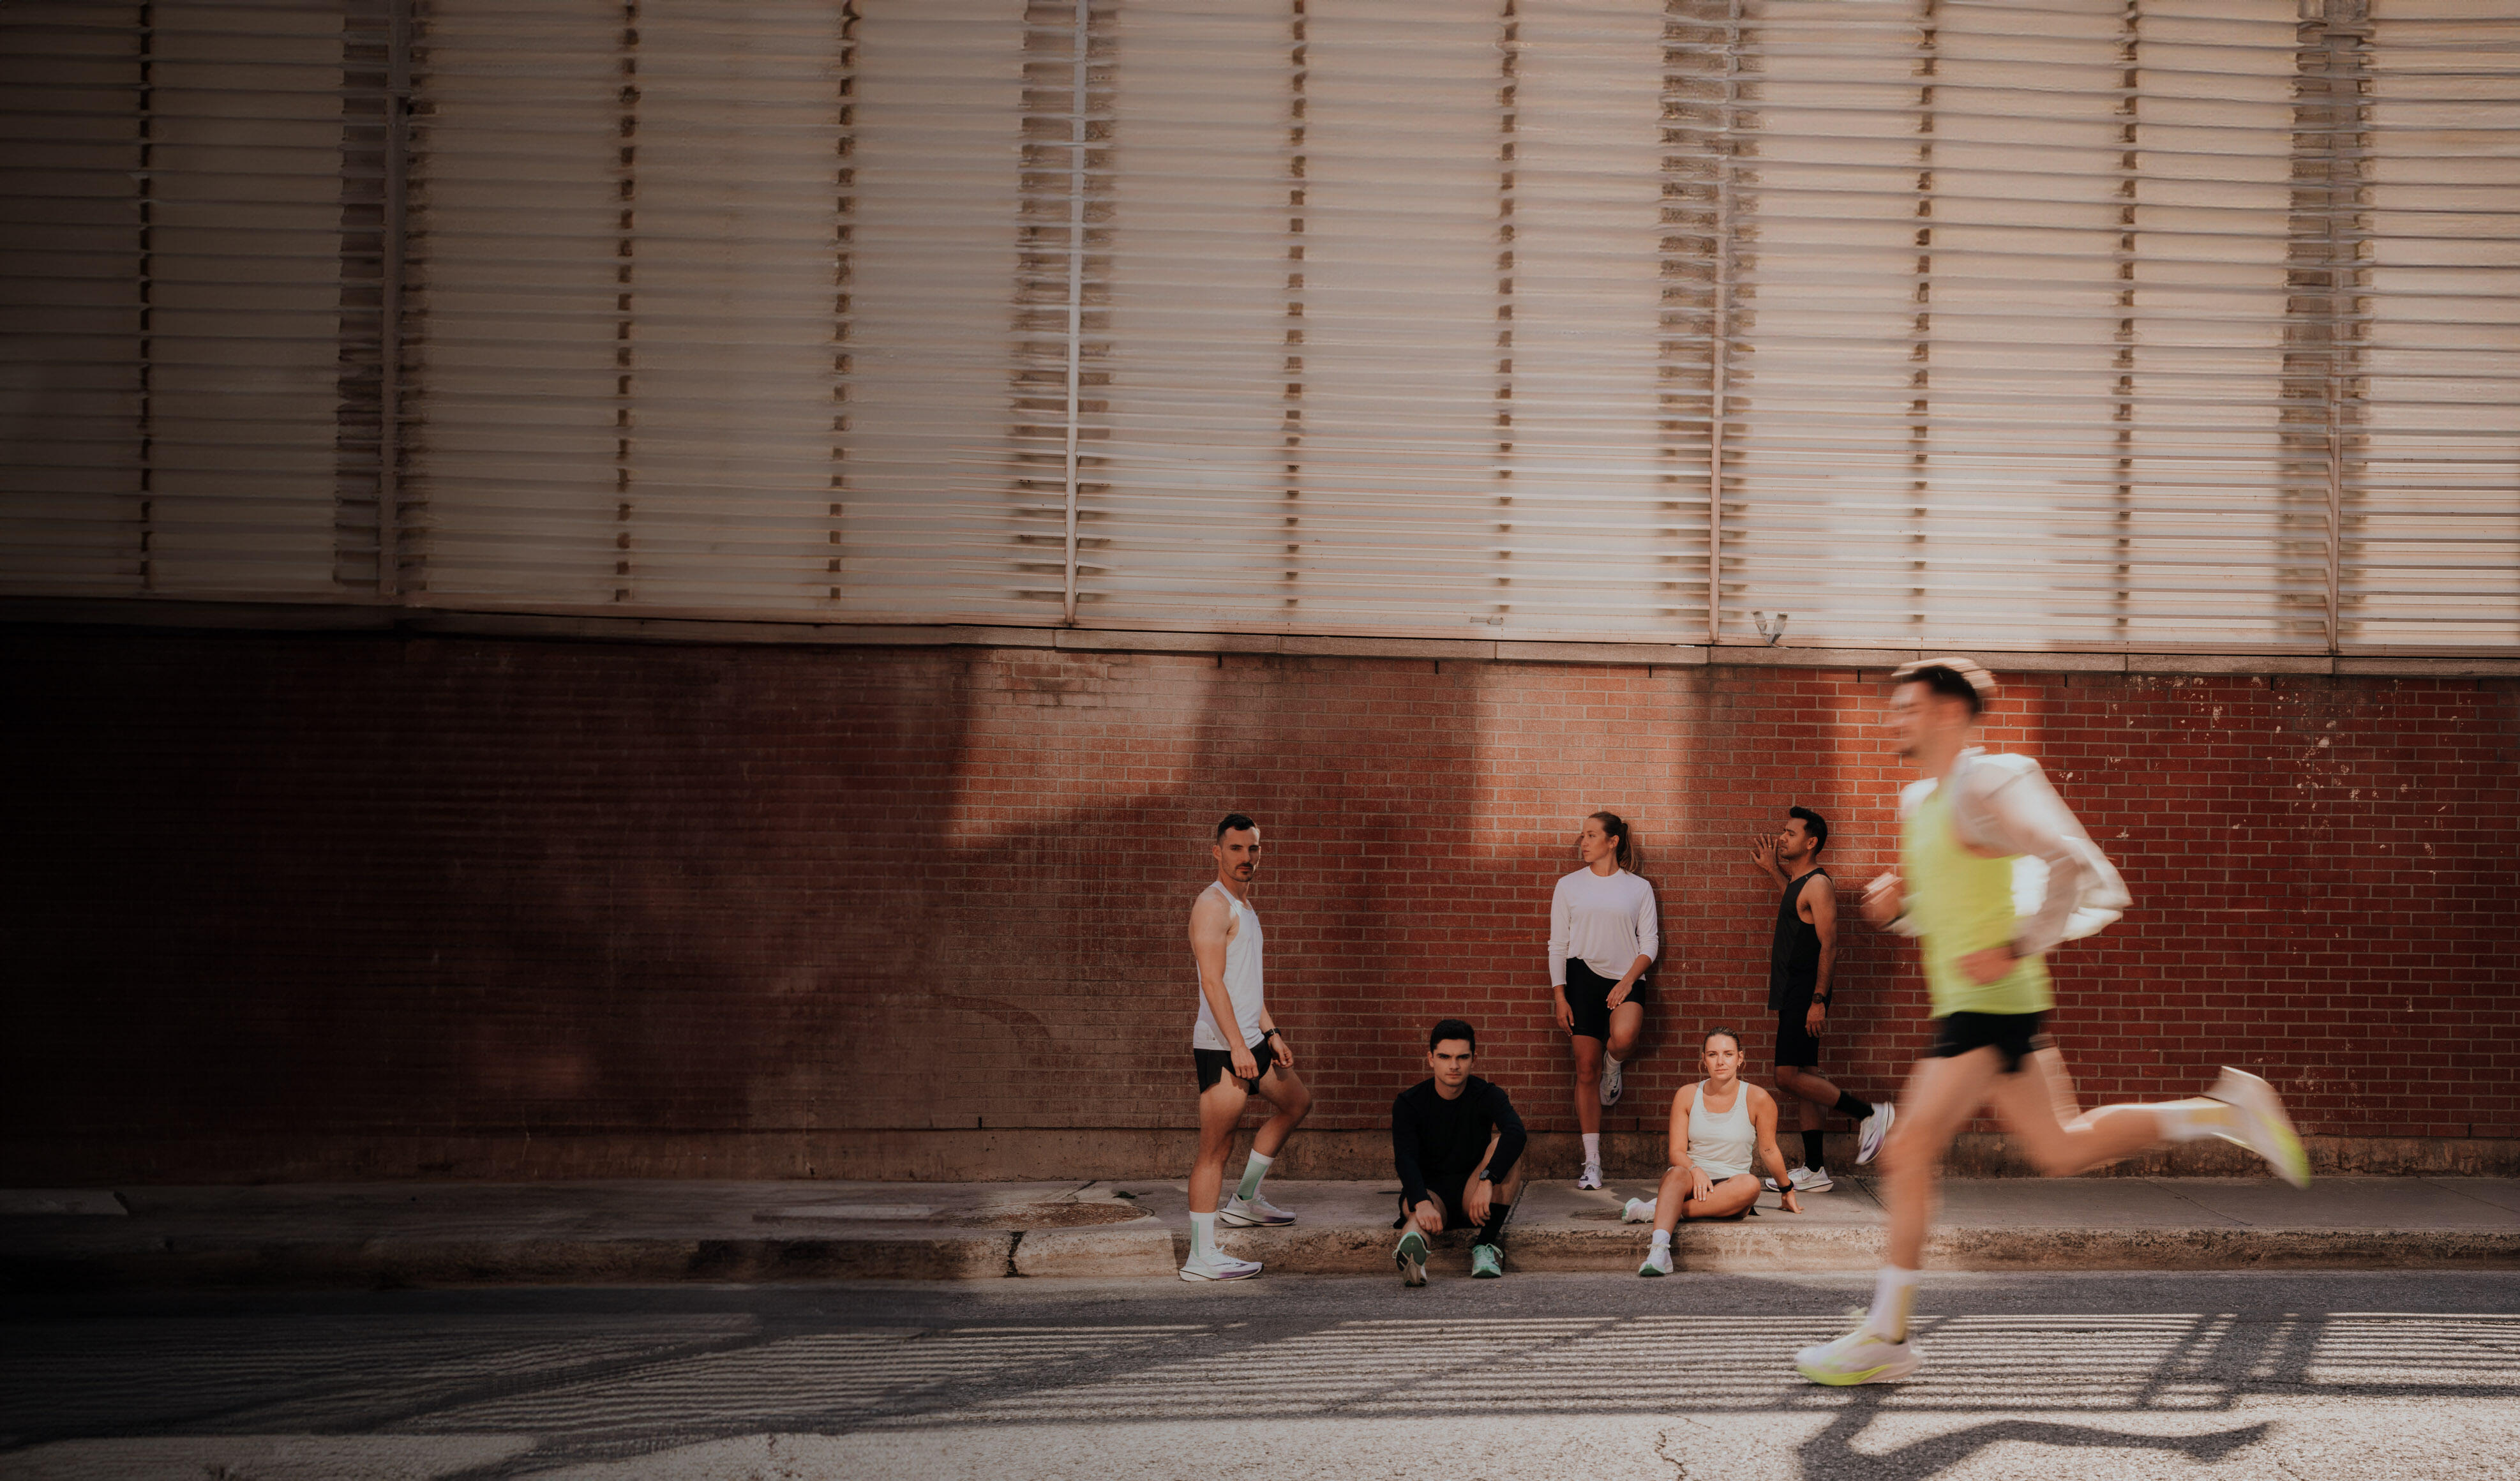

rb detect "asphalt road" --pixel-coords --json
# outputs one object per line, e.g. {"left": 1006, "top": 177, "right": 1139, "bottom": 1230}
{"left": 4, "top": 1271, "right": 2516, "bottom": 1480}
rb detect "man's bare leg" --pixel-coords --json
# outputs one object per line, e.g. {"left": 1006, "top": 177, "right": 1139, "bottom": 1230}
{"left": 1225, "top": 1064, "right": 1313, "bottom": 1221}
{"left": 1183, "top": 1077, "right": 1261, "bottom": 1277}
{"left": 1879, "top": 1049, "right": 2006, "bottom": 1271}
{"left": 1249, "top": 1063, "right": 1312, "bottom": 1158}
{"left": 1189, "top": 1076, "right": 1249, "bottom": 1216}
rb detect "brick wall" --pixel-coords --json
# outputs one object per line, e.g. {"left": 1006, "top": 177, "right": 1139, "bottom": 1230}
{"left": 4, "top": 627, "right": 2514, "bottom": 1182}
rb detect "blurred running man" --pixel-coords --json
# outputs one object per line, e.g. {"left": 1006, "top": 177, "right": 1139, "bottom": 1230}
{"left": 1549, "top": 811, "right": 1658, "bottom": 1190}
{"left": 1750, "top": 806, "right": 1893, "bottom": 1193}
{"left": 1796, "top": 659, "right": 2309, "bottom": 1385}
{"left": 1181, "top": 813, "right": 1313, "bottom": 1282}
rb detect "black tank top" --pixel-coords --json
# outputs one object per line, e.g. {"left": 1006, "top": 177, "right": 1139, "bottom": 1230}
{"left": 1767, "top": 869, "right": 1827, "bottom": 1011}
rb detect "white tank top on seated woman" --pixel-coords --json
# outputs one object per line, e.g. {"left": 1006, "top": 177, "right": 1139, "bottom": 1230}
{"left": 1686, "top": 1080, "right": 1755, "bottom": 1181}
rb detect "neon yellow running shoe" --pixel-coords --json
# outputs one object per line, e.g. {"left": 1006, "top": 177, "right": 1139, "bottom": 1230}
{"left": 2204, "top": 1066, "right": 2311, "bottom": 1189}
{"left": 1796, "top": 1325, "right": 1923, "bottom": 1386}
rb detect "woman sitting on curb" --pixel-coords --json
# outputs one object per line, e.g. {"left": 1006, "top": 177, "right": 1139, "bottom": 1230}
{"left": 1629, "top": 1027, "right": 1803, "bottom": 1275}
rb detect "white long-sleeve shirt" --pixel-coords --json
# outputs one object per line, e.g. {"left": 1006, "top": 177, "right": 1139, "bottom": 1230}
{"left": 1893, "top": 748, "right": 2132, "bottom": 956}
{"left": 1549, "top": 868, "right": 1660, "bottom": 985}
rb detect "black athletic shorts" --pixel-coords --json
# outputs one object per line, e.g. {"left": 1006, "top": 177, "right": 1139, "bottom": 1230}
{"left": 1394, "top": 1168, "right": 1483, "bottom": 1231}
{"left": 1193, "top": 1037, "right": 1279, "bottom": 1092}
{"left": 1926, "top": 1011, "right": 2048, "bottom": 1074}
{"left": 1774, "top": 984, "right": 1822, "bottom": 1069}
{"left": 1563, "top": 958, "right": 1651, "bottom": 1042}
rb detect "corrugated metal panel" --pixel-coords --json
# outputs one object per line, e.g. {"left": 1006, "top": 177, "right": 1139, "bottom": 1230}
{"left": 405, "top": 0, "right": 851, "bottom": 610}
{"left": 1, "top": 0, "right": 371, "bottom": 598}
{"left": 1, "top": 0, "right": 2514, "bottom": 653}
{"left": 2350, "top": 0, "right": 2520, "bottom": 650}
{"left": 1725, "top": 0, "right": 2320, "bottom": 651}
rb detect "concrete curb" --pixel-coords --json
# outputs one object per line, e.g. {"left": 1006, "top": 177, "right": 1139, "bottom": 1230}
{"left": 6, "top": 1221, "right": 2514, "bottom": 1291}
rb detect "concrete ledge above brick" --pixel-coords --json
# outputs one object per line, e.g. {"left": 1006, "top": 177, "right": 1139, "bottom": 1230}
{"left": 8, "top": 598, "right": 2512, "bottom": 678}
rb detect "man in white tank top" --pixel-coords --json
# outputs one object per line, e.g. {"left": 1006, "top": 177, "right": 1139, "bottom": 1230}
{"left": 1627, "top": 1028, "right": 1803, "bottom": 1276}
{"left": 1180, "top": 813, "right": 1313, "bottom": 1282}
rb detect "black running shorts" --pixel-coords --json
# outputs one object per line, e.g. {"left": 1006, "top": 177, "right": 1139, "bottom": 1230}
{"left": 1193, "top": 1037, "right": 1279, "bottom": 1092}
{"left": 1395, "top": 1168, "right": 1483, "bottom": 1231}
{"left": 1926, "top": 1011, "right": 2048, "bottom": 1074}
{"left": 1563, "top": 958, "right": 1651, "bottom": 1042}
{"left": 1774, "top": 986, "right": 1822, "bottom": 1069}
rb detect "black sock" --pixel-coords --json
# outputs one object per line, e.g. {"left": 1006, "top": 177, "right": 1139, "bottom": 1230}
{"left": 1834, "top": 1091, "right": 1874, "bottom": 1120}
{"left": 1801, "top": 1129, "right": 1826, "bottom": 1171}
{"left": 1478, "top": 1203, "right": 1510, "bottom": 1246}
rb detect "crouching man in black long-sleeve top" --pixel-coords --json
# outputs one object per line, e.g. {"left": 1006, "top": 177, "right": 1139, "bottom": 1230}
{"left": 1391, "top": 1017, "right": 1527, "bottom": 1286}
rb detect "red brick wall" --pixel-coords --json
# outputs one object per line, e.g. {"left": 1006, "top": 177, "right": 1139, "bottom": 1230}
{"left": 4, "top": 628, "right": 2514, "bottom": 1180}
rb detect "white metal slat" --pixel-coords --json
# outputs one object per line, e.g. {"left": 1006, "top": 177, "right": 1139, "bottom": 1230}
{"left": 2351, "top": 0, "right": 2520, "bottom": 650}
{"left": 832, "top": 2, "right": 1035, "bottom": 624}
{"left": 0, "top": 4, "right": 146, "bottom": 592}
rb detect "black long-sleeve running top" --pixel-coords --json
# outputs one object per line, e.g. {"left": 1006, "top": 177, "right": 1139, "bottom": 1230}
{"left": 1391, "top": 1076, "right": 1527, "bottom": 1208}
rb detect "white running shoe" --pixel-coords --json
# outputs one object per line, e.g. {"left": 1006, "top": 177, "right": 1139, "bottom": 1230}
{"left": 1179, "top": 1251, "right": 1263, "bottom": 1282}
{"left": 1857, "top": 1102, "right": 1896, "bottom": 1165}
{"left": 1762, "top": 1166, "right": 1833, "bottom": 1194}
{"left": 1638, "top": 1245, "right": 1673, "bottom": 1277}
{"left": 2203, "top": 1065, "right": 2311, "bottom": 1189}
{"left": 1600, "top": 1057, "right": 1625, "bottom": 1108}
{"left": 1796, "top": 1325, "right": 1923, "bottom": 1386}
{"left": 1219, "top": 1194, "right": 1296, "bottom": 1227}
{"left": 1622, "top": 1196, "right": 1656, "bottom": 1224}
{"left": 1394, "top": 1228, "right": 1429, "bottom": 1288}
{"left": 1577, "top": 1162, "right": 1604, "bottom": 1191}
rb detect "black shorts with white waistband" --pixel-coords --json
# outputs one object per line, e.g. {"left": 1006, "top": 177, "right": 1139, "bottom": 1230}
{"left": 1926, "top": 1011, "right": 2048, "bottom": 1073}
{"left": 1193, "top": 1037, "right": 1279, "bottom": 1092}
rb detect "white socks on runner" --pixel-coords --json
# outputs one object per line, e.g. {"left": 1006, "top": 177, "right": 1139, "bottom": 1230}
{"left": 1190, "top": 1210, "right": 1220, "bottom": 1261}
{"left": 1235, "top": 1149, "right": 1273, "bottom": 1202}
{"left": 2152, "top": 1098, "right": 2237, "bottom": 1143}
{"left": 1581, "top": 1132, "right": 1601, "bottom": 1164}
{"left": 1863, "top": 1264, "right": 1921, "bottom": 1342}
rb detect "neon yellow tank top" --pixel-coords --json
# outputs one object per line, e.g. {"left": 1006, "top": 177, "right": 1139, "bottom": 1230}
{"left": 1901, "top": 780, "right": 2051, "bottom": 1017}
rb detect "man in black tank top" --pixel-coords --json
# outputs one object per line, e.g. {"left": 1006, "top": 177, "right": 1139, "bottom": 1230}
{"left": 1751, "top": 807, "right": 1892, "bottom": 1190}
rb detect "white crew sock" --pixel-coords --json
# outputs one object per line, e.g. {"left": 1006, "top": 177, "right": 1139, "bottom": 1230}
{"left": 1650, "top": 1228, "right": 1672, "bottom": 1251}
{"left": 1863, "top": 1264, "right": 1921, "bottom": 1342}
{"left": 1190, "top": 1210, "right": 1219, "bottom": 1261}
{"left": 1235, "top": 1149, "right": 1274, "bottom": 1202}
{"left": 1582, "top": 1132, "right": 1601, "bottom": 1166}
{"left": 2152, "top": 1098, "right": 2235, "bottom": 1143}
{"left": 1606, "top": 1054, "right": 1623, "bottom": 1072}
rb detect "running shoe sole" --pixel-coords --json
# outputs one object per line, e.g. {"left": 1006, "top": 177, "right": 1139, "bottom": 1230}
{"left": 1218, "top": 1204, "right": 1295, "bottom": 1228}
{"left": 1621, "top": 1198, "right": 1654, "bottom": 1224}
{"left": 1179, "top": 1259, "right": 1262, "bottom": 1282}
{"left": 2204, "top": 1066, "right": 2311, "bottom": 1188}
{"left": 1795, "top": 1337, "right": 1923, "bottom": 1386}
{"left": 1395, "top": 1230, "right": 1428, "bottom": 1288}
{"left": 1857, "top": 1102, "right": 1896, "bottom": 1165}
{"left": 1637, "top": 1254, "right": 1670, "bottom": 1277}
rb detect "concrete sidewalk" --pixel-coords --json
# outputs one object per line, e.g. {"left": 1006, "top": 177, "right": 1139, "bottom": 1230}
{"left": 2, "top": 1175, "right": 2513, "bottom": 1290}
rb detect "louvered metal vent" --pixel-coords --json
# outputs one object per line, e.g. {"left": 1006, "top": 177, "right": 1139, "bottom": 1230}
{"left": 2, "top": 0, "right": 2513, "bottom": 653}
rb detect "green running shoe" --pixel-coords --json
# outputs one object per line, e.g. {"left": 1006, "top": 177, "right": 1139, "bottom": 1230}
{"left": 2203, "top": 1066, "right": 2311, "bottom": 1189}
{"left": 1469, "top": 1243, "right": 1503, "bottom": 1279}
{"left": 1394, "top": 1228, "right": 1429, "bottom": 1287}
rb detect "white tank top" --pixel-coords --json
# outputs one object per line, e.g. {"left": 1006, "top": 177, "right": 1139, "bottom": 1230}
{"left": 1687, "top": 1080, "right": 1755, "bottom": 1181}
{"left": 1191, "top": 882, "right": 1266, "bottom": 1051}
